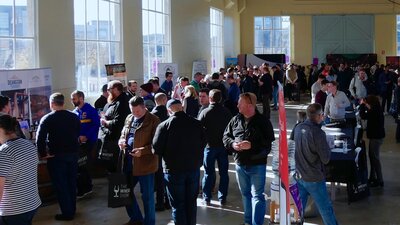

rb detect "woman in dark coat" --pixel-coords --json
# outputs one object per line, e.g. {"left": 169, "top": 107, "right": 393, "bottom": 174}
{"left": 359, "top": 95, "right": 385, "bottom": 187}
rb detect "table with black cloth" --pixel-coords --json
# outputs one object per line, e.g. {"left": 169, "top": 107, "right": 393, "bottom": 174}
{"left": 323, "top": 123, "right": 369, "bottom": 204}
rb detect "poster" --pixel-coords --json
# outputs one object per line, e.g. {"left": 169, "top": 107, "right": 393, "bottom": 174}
{"left": 192, "top": 60, "right": 207, "bottom": 78}
{"left": 0, "top": 68, "right": 52, "bottom": 135}
{"left": 237, "top": 54, "right": 286, "bottom": 68}
{"left": 226, "top": 57, "right": 238, "bottom": 67}
{"left": 105, "top": 63, "right": 128, "bottom": 86}
{"left": 158, "top": 63, "right": 178, "bottom": 85}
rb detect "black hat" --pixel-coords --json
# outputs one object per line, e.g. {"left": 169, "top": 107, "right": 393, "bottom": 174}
{"left": 140, "top": 83, "right": 153, "bottom": 93}
{"left": 166, "top": 99, "right": 181, "bottom": 108}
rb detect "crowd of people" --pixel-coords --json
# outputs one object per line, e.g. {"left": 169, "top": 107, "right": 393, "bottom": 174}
{"left": 0, "top": 61, "right": 399, "bottom": 225}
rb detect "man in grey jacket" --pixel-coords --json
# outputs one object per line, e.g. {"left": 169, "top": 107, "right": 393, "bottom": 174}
{"left": 293, "top": 103, "right": 338, "bottom": 225}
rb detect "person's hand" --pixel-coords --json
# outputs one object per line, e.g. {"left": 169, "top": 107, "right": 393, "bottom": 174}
{"left": 232, "top": 142, "right": 241, "bottom": 151}
{"left": 129, "top": 147, "right": 145, "bottom": 157}
{"left": 118, "top": 139, "right": 126, "bottom": 150}
{"left": 101, "top": 118, "right": 108, "bottom": 127}
{"left": 41, "top": 154, "right": 54, "bottom": 160}
{"left": 79, "top": 136, "right": 88, "bottom": 143}
{"left": 239, "top": 140, "right": 252, "bottom": 150}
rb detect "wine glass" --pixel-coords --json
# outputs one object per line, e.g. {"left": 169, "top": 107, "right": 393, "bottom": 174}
{"left": 113, "top": 185, "right": 120, "bottom": 197}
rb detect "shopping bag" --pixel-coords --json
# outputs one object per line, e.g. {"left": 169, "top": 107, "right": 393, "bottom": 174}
{"left": 108, "top": 173, "right": 132, "bottom": 208}
{"left": 107, "top": 151, "right": 132, "bottom": 208}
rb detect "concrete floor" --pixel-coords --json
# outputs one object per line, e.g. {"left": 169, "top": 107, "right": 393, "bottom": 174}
{"left": 33, "top": 98, "right": 400, "bottom": 225}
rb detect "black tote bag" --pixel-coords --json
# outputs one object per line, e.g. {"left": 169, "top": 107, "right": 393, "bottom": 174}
{"left": 107, "top": 151, "right": 132, "bottom": 208}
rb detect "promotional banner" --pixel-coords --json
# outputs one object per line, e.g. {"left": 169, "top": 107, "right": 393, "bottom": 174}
{"left": 0, "top": 68, "right": 52, "bottom": 138}
{"left": 192, "top": 60, "right": 207, "bottom": 77}
{"left": 278, "top": 81, "right": 290, "bottom": 225}
{"left": 105, "top": 63, "right": 128, "bottom": 86}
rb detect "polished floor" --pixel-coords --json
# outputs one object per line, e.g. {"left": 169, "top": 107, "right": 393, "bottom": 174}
{"left": 33, "top": 98, "right": 400, "bottom": 225}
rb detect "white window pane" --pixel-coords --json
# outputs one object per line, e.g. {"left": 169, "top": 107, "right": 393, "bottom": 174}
{"left": 98, "top": 42, "right": 110, "bottom": 77}
{"left": 148, "top": 11, "right": 156, "bottom": 37}
{"left": 75, "top": 41, "right": 86, "bottom": 68}
{"left": 155, "top": 0, "right": 162, "bottom": 12}
{"left": 0, "top": 5, "right": 13, "bottom": 36}
{"left": 265, "top": 48, "right": 273, "bottom": 54}
{"left": 148, "top": 0, "right": 155, "bottom": 10}
{"left": 0, "top": 38, "right": 14, "bottom": 69}
{"left": 254, "top": 17, "right": 262, "bottom": 30}
{"left": 110, "top": 3, "right": 120, "bottom": 41}
{"left": 15, "top": 38, "right": 34, "bottom": 68}
{"left": 155, "top": 13, "right": 163, "bottom": 44}
{"left": 273, "top": 30, "right": 282, "bottom": 47}
{"left": 86, "top": 0, "right": 98, "bottom": 40}
{"left": 254, "top": 48, "right": 263, "bottom": 54}
{"left": 142, "top": 0, "right": 148, "bottom": 10}
{"left": 74, "top": 0, "right": 86, "bottom": 39}
{"left": 110, "top": 42, "right": 121, "bottom": 63}
{"left": 164, "top": 15, "right": 170, "bottom": 44}
{"left": 15, "top": 0, "right": 33, "bottom": 37}
{"left": 264, "top": 17, "right": 272, "bottom": 29}
{"left": 263, "top": 30, "right": 271, "bottom": 48}
{"left": 163, "top": 0, "right": 170, "bottom": 14}
{"left": 142, "top": 10, "right": 149, "bottom": 42}
{"left": 86, "top": 41, "right": 98, "bottom": 77}
{"left": 98, "top": 1, "right": 110, "bottom": 40}
{"left": 254, "top": 30, "right": 263, "bottom": 48}
{"left": 273, "top": 17, "right": 281, "bottom": 29}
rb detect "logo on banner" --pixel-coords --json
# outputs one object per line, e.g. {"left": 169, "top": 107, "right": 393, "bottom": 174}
{"left": 7, "top": 75, "right": 23, "bottom": 89}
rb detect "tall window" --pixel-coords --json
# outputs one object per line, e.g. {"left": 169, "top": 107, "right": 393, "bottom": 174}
{"left": 142, "top": 0, "right": 171, "bottom": 82}
{"left": 254, "top": 16, "right": 290, "bottom": 61}
{"left": 210, "top": 7, "right": 224, "bottom": 72}
{"left": 0, "top": 0, "right": 36, "bottom": 69}
{"left": 74, "top": 0, "right": 122, "bottom": 96}
{"left": 397, "top": 15, "right": 400, "bottom": 56}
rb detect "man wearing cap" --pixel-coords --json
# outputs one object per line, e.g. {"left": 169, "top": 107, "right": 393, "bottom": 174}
{"left": 140, "top": 83, "right": 155, "bottom": 111}
{"left": 153, "top": 99, "right": 206, "bottom": 225}
{"left": 223, "top": 92, "right": 275, "bottom": 225}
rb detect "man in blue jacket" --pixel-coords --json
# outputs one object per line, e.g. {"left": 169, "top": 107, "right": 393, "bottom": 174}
{"left": 71, "top": 90, "right": 100, "bottom": 198}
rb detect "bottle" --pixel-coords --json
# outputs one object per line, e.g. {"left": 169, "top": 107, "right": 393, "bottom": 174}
{"left": 343, "top": 139, "right": 348, "bottom": 154}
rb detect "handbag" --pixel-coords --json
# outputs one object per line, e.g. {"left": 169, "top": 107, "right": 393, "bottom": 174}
{"left": 108, "top": 151, "right": 132, "bottom": 208}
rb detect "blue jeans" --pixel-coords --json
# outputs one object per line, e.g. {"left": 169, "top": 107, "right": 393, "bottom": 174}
{"left": 125, "top": 174, "right": 155, "bottom": 225}
{"left": 235, "top": 164, "right": 266, "bottom": 225}
{"left": 0, "top": 208, "right": 37, "bottom": 225}
{"left": 164, "top": 170, "right": 200, "bottom": 225}
{"left": 47, "top": 153, "right": 78, "bottom": 217}
{"left": 202, "top": 147, "right": 229, "bottom": 202}
{"left": 297, "top": 179, "right": 338, "bottom": 225}
{"left": 273, "top": 87, "right": 278, "bottom": 108}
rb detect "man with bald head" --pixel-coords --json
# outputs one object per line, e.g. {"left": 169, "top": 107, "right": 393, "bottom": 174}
{"left": 153, "top": 99, "right": 206, "bottom": 225}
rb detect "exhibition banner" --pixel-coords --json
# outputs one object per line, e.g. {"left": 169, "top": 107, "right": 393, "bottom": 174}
{"left": 278, "top": 81, "right": 290, "bottom": 225}
{"left": 157, "top": 63, "right": 178, "bottom": 85}
{"left": 105, "top": 63, "right": 128, "bottom": 86}
{"left": 0, "top": 68, "right": 52, "bottom": 136}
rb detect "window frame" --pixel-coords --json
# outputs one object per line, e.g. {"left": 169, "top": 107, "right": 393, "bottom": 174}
{"left": 142, "top": 0, "right": 171, "bottom": 82}
{"left": 254, "top": 16, "right": 290, "bottom": 61}
{"left": 74, "top": 0, "right": 123, "bottom": 97}
{"left": 0, "top": 0, "right": 37, "bottom": 69}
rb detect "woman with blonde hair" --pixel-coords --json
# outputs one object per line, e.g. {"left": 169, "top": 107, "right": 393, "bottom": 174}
{"left": 182, "top": 85, "right": 199, "bottom": 118}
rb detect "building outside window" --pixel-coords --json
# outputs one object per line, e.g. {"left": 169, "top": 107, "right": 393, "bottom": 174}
{"left": 142, "top": 0, "right": 171, "bottom": 82}
{"left": 254, "top": 16, "right": 290, "bottom": 62}
{"left": 210, "top": 7, "right": 224, "bottom": 73}
{"left": 74, "top": 0, "right": 122, "bottom": 96}
{"left": 0, "top": 0, "right": 36, "bottom": 69}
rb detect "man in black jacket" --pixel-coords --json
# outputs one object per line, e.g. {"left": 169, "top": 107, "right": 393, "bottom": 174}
{"left": 100, "top": 80, "right": 130, "bottom": 172}
{"left": 151, "top": 92, "right": 169, "bottom": 211}
{"left": 153, "top": 99, "right": 206, "bottom": 225}
{"left": 198, "top": 89, "right": 232, "bottom": 205}
{"left": 223, "top": 92, "right": 274, "bottom": 225}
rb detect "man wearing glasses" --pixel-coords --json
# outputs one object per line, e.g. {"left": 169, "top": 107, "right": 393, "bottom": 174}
{"left": 223, "top": 92, "right": 274, "bottom": 225}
